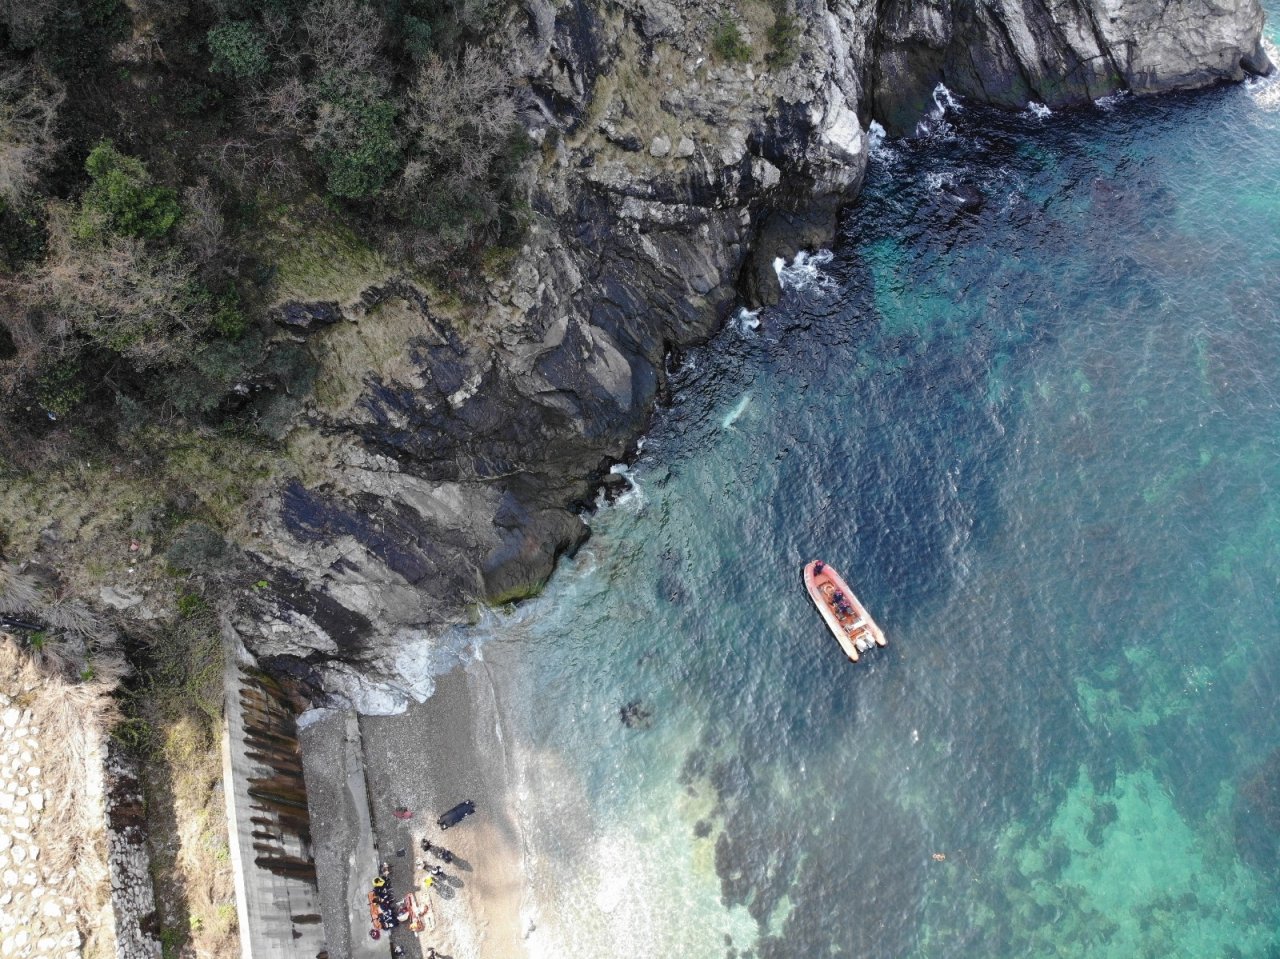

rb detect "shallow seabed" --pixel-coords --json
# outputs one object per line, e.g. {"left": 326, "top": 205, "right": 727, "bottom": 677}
{"left": 466, "top": 34, "right": 1280, "bottom": 959}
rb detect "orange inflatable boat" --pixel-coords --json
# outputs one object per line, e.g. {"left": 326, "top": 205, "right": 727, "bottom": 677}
{"left": 803, "top": 561, "right": 887, "bottom": 661}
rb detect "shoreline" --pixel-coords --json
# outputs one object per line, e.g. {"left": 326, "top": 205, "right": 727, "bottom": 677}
{"left": 359, "top": 659, "right": 529, "bottom": 959}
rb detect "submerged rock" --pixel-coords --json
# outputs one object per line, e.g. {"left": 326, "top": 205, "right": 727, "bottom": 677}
{"left": 620, "top": 700, "right": 654, "bottom": 730}
{"left": 947, "top": 182, "right": 984, "bottom": 213}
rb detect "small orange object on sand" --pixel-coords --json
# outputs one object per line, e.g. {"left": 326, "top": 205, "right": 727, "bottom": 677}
{"left": 367, "top": 892, "right": 385, "bottom": 929}
{"left": 403, "top": 892, "right": 434, "bottom": 932}
{"left": 803, "top": 561, "right": 887, "bottom": 662}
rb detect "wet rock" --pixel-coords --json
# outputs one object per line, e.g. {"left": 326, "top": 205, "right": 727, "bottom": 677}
{"left": 871, "top": 0, "right": 1270, "bottom": 135}
{"left": 598, "top": 470, "right": 632, "bottom": 504}
{"left": 946, "top": 182, "right": 984, "bottom": 213}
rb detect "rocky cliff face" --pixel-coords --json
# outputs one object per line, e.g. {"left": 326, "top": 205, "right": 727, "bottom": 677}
{"left": 872, "top": 0, "right": 1271, "bottom": 132}
{"left": 230, "top": 0, "right": 1269, "bottom": 706}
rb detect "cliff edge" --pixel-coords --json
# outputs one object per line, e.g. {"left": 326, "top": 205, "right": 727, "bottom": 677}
{"left": 231, "top": 0, "right": 1269, "bottom": 704}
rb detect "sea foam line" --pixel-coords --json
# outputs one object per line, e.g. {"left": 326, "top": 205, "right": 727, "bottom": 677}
{"left": 773, "top": 248, "right": 836, "bottom": 293}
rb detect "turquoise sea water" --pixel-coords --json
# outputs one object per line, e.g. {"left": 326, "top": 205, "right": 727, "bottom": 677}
{"left": 478, "top": 34, "right": 1280, "bottom": 959}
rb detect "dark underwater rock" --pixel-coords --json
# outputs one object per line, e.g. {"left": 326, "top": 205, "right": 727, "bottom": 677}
{"left": 620, "top": 699, "right": 654, "bottom": 729}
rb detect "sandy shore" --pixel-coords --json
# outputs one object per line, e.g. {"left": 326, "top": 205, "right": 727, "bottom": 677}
{"left": 359, "top": 660, "right": 529, "bottom": 959}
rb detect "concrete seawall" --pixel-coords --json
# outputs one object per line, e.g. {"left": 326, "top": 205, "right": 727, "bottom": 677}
{"left": 222, "top": 644, "right": 326, "bottom": 959}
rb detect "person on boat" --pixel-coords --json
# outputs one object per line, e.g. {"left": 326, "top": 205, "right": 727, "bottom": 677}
{"left": 814, "top": 561, "right": 825, "bottom": 574}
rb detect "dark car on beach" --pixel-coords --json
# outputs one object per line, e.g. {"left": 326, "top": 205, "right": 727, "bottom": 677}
{"left": 437, "top": 800, "right": 476, "bottom": 829}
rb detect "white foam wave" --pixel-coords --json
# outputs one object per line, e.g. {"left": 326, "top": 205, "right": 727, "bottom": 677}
{"left": 924, "top": 170, "right": 956, "bottom": 193}
{"left": 867, "top": 119, "right": 887, "bottom": 152}
{"left": 915, "top": 82, "right": 963, "bottom": 138}
{"left": 1094, "top": 90, "right": 1130, "bottom": 112}
{"left": 1246, "top": 38, "right": 1280, "bottom": 111}
{"left": 773, "top": 248, "right": 836, "bottom": 292}
{"left": 733, "top": 307, "right": 761, "bottom": 335}
{"left": 934, "top": 82, "right": 962, "bottom": 114}
{"left": 599, "top": 462, "right": 646, "bottom": 511}
{"left": 1025, "top": 101, "right": 1052, "bottom": 119}
{"left": 866, "top": 119, "right": 903, "bottom": 164}
{"left": 719, "top": 393, "right": 751, "bottom": 430}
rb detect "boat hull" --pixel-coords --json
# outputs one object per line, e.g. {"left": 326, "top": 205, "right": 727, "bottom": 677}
{"left": 803, "top": 561, "right": 887, "bottom": 662}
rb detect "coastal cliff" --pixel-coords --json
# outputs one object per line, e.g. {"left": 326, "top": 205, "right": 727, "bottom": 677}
{"left": 228, "top": 0, "right": 1270, "bottom": 703}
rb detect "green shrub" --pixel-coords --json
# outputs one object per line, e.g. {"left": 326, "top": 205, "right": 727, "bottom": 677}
{"left": 176, "top": 592, "right": 209, "bottom": 618}
{"left": 207, "top": 21, "right": 271, "bottom": 81}
{"left": 767, "top": 1, "right": 802, "bottom": 66}
{"left": 315, "top": 97, "right": 402, "bottom": 200}
{"left": 161, "top": 332, "right": 263, "bottom": 415}
{"left": 35, "top": 359, "right": 86, "bottom": 416}
{"left": 400, "top": 15, "right": 434, "bottom": 59}
{"left": 712, "top": 18, "right": 752, "bottom": 63}
{"left": 185, "top": 285, "right": 248, "bottom": 339}
{"left": 79, "top": 143, "right": 181, "bottom": 240}
{"left": 212, "top": 299, "right": 247, "bottom": 338}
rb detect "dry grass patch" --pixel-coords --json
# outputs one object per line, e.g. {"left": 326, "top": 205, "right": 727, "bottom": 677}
{"left": 255, "top": 197, "right": 389, "bottom": 307}
{"left": 0, "top": 426, "right": 278, "bottom": 602}
{"left": 127, "top": 602, "right": 237, "bottom": 959}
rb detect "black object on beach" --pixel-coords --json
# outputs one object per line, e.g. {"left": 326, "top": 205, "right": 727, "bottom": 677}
{"left": 437, "top": 800, "right": 476, "bottom": 829}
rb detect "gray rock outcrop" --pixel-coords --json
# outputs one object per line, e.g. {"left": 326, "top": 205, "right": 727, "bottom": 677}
{"left": 871, "top": 0, "right": 1272, "bottom": 132}
{"left": 228, "top": 0, "right": 1269, "bottom": 704}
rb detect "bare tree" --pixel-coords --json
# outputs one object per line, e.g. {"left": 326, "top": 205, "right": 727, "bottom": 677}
{"left": 403, "top": 48, "right": 517, "bottom": 185}
{"left": 179, "top": 178, "right": 226, "bottom": 264}
{"left": 16, "top": 205, "right": 210, "bottom": 369}
{"left": 247, "top": 74, "right": 311, "bottom": 137}
{"left": 0, "top": 61, "right": 65, "bottom": 205}
{"left": 0, "top": 0, "right": 60, "bottom": 49}
{"left": 303, "top": 0, "right": 386, "bottom": 81}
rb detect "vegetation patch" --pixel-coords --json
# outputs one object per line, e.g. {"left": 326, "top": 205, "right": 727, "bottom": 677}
{"left": 766, "top": 0, "right": 802, "bottom": 66}
{"left": 712, "top": 17, "right": 753, "bottom": 64}
{"left": 122, "top": 595, "right": 237, "bottom": 959}
{"left": 206, "top": 20, "right": 271, "bottom": 82}
{"left": 77, "top": 142, "right": 181, "bottom": 241}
